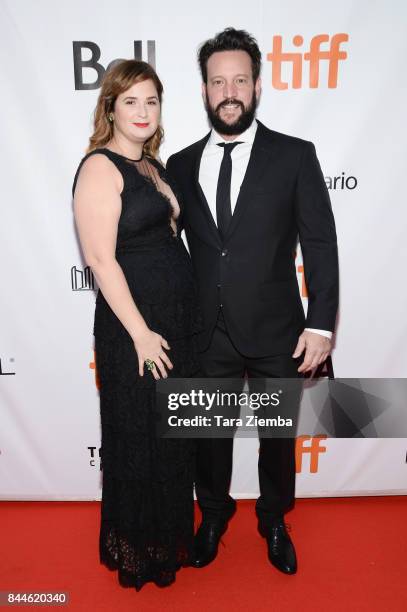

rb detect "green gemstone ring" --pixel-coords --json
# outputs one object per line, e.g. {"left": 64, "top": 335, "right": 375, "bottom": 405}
{"left": 144, "top": 359, "right": 155, "bottom": 371}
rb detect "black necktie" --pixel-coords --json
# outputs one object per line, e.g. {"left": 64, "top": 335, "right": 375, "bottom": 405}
{"left": 216, "top": 142, "right": 242, "bottom": 240}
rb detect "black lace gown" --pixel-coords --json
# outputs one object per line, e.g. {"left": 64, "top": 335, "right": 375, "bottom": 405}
{"left": 73, "top": 148, "right": 202, "bottom": 590}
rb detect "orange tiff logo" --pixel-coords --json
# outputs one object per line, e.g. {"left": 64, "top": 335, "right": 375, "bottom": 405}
{"left": 267, "top": 34, "right": 348, "bottom": 89}
{"left": 89, "top": 350, "right": 100, "bottom": 390}
{"left": 296, "top": 435, "right": 327, "bottom": 473}
{"left": 294, "top": 251, "right": 308, "bottom": 298}
{"left": 297, "top": 264, "right": 308, "bottom": 298}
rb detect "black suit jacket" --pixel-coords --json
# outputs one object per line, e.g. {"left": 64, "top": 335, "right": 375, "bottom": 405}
{"left": 166, "top": 120, "right": 339, "bottom": 357}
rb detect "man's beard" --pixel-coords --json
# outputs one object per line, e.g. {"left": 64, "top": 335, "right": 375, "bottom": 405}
{"left": 205, "top": 90, "right": 257, "bottom": 135}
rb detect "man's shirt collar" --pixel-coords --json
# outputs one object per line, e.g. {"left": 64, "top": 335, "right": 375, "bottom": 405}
{"left": 208, "top": 119, "right": 258, "bottom": 146}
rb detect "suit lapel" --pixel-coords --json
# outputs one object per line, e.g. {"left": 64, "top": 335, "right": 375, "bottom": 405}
{"left": 192, "top": 132, "right": 222, "bottom": 248}
{"left": 224, "top": 121, "right": 278, "bottom": 243}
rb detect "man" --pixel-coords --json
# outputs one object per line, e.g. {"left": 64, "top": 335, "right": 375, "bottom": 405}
{"left": 166, "top": 28, "right": 339, "bottom": 575}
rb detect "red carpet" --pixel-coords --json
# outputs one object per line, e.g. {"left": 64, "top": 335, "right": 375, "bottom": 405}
{"left": 1, "top": 497, "right": 406, "bottom": 611}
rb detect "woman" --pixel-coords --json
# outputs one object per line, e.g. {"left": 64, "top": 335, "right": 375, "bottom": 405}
{"left": 73, "top": 60, "right": 201, "bottom": 590}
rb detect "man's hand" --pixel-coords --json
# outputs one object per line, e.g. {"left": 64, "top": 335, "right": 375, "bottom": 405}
{"left": 292, "top": 330, "right": 332, "bottom": 373}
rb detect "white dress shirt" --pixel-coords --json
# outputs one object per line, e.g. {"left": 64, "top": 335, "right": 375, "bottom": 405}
{"left": 198, "top": 119, "right": 332, "bottom": 340}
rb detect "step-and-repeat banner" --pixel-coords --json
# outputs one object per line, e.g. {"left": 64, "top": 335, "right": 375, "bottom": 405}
{"left": 1, "top": 0, "right": 406, "bottom": 500}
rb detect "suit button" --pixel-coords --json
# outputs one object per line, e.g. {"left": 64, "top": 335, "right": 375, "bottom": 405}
{"left": 217, "top": 283, "right": 221, "bottom": 288}
{"left": 221, "top": 249, "right": 228, "bottom": 257}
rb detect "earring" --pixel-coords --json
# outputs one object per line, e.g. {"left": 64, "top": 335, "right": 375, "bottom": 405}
{"left": 108, "top": 113, "right": 114, "bottom": 122}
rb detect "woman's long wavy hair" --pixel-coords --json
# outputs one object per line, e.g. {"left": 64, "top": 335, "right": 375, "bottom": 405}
{"left": 87, "top": 60, "right": 164, "bottom": 158}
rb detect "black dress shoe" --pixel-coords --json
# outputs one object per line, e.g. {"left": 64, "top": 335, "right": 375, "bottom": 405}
{"left": 258, "top": 517, "right": 297, "bottom": 574}
{"left": 192, "top": 505, "right": 236, "bottom": 568}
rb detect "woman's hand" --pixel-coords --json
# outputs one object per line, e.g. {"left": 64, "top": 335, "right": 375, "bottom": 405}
{"left": 134, "top": 328, "right": 173, "bottom": 379}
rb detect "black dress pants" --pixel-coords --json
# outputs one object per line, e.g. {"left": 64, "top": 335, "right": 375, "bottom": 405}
{"left": 196, "top": 310, "right": 303, "bottom": 526}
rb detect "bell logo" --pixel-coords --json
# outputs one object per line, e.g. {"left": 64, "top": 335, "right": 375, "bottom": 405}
{"left": 73, "top": 41, "right": 156, "bottom": 90}
{"left": 71, "top": 265, "right": 95, "bottom": 291}
{"left": 296, "top": 435, "right": 327, "bottom": 473}
{"left": 0, "top": 357, "right": 15, "bottom": 376}
{"left": 267, "top": 34, "right": 348, "bottom": 89}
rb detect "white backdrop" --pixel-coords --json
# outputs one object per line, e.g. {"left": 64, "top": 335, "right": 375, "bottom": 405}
{"left": 1, "top": 0, "right": 406, "bottom": 500}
